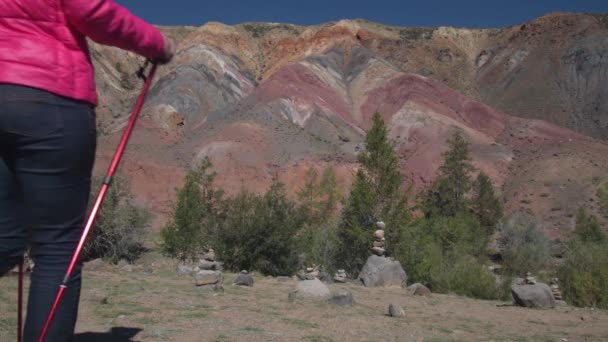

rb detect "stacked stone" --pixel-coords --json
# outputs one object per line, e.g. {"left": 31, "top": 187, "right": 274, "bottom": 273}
{"left": 372, "top": 221, "right": 386, "bottom": 256}
{"left": 334, "top": 269, "right": 347, "bottom": 283}
{"left": 524, "top": 272, "right": 537, "bottom": 285}
{"left": 194, "top": 248, "right": 223, "bottom": 291}
{"left": 550, "top": 278, "right": 564, "bottom": 301}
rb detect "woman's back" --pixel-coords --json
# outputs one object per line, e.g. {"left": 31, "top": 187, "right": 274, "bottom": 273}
{"left": 0, "top": 0, "right": 166, "bottom": 105}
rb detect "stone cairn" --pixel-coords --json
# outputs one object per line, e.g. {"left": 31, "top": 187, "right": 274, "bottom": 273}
{"left": 524, "top": 272, "right": 537, "bottom": 285}
{"left": 372, "top": 221, "right": 386, "bottom": 256}
{"left": 550, "top": 278, "right": 564, "bottom": 302}
{"left": 334, "top": 269, "right": 347, "bottom": 283}
{"left": 194, "top": 248, "right": 224, "bottom": 290}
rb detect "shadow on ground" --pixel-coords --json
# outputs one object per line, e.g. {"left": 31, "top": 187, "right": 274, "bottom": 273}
{"left": 73, "top": 327, "right": 142, "bottom": 342}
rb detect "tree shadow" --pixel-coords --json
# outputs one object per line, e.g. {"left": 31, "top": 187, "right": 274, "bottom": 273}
{"left": 73, "top": 327, "right": 143, "bottom": 342}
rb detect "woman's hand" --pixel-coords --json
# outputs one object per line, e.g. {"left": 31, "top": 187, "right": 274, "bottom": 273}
{"left": 157, "top": 35, "right": 176, "bottom": 64}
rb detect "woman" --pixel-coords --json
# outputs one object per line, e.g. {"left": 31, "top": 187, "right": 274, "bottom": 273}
{"left": 0, "top": 1, "right": 175, "bottom": 340}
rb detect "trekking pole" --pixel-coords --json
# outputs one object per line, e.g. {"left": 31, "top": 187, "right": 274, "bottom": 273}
{"left": 38, "top": 60, "right": 158, "bottom": 342}
{"left": 17, "top": 260, "right": 23, "bottom": 342}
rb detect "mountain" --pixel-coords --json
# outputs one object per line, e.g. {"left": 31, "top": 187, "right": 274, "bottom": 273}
{"left": 89, "top": 13, "right": 608, "bottom": 237}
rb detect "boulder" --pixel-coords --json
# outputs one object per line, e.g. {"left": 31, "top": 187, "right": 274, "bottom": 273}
{"left": 293, "top": 278, "right": 330, "bottom": 300}
{"left": 234, "top": 273, "right": 254, "bottom": 287}
{"left": 511, "top": 283, "right": 556, "bottom": 309}
{"left": 388, "top": 304, "right": 405, "bottom": 317}
{"left": 195, "top": 270, "right": 223, "bottom": 287}
{"left": 330, "top": 289, "right": 354, "bottom": 306}
{"left": 359, "top": 255, "right": 407, "bottom": 287}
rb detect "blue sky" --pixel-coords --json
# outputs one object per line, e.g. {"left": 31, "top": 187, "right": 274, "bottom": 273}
{"left": 115, "top": 0, "right": 608, "bottom": 28}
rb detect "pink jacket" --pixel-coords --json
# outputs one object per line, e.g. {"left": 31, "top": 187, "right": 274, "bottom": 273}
{"left": 0, "top": 0, "right": 166, "bottom": 105}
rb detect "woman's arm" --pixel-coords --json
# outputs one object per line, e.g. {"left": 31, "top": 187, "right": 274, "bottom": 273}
{"left": 62, "top": 0, "right": 172, "bottom": 61}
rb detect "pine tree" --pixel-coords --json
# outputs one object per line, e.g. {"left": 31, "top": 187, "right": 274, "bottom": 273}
{"left": 338, "top": 112, "right": 409, "bottom": 274}
{"left": 423, "top": 131, "right": 474, "bottom": 217}
{"left": 161, "top": 157, "right": 222, "bottom": 263}
{"left": 471, "top": 172, "right": 503, "bottom": 233}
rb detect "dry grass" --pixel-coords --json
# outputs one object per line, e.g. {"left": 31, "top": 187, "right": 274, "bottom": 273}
{"left": 1, "top": 253, "right": 608, "bottom": 341}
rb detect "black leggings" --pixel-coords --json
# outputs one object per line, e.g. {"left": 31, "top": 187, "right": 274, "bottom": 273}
{"left": 0, "top": 84, "right": 96, "bottom": 341}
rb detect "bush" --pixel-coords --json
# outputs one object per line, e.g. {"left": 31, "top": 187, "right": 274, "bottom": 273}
{"left": 559, "top": 240, "right": 608, "bottom": 308}
{"left": 395, "top": 215, "right": 502, "bottom": 300}
{"left": 84, "top": 176, "right": 150, "bottom": 263}
{"left": 559, "top": 210, "right": 608, "bottom": 308}
{"left": 433, "top": 255, "right": 499, "bottom": 300}
{"left": 216, "top": 182, "right": 304, "bottom": 276}
{"left": 497, "top": 212, "right": 551, "bottom": 276}
{"left": 573, "top": 207, "right": 606, "bottom": 244}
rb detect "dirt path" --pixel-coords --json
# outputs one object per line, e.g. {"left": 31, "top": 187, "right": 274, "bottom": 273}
{"left": 1, "top": 258, "right": 607, "bottom": 342}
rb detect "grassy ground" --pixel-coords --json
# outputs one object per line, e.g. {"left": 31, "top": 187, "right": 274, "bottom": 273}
{"left": 1, "top": 252, "right": 608, "bottom": 342}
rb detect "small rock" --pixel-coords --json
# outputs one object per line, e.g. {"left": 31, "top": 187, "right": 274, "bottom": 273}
{"left": 388, "top": 304, "right": 405, "bottom": 317}
{"left": 373, "top": 241, "right": 385, "bottom": 248}
{"left": 374, "top": 230, "right": 385, "bottom": 239}
{"left": 234, "top": 273, "right": 254, "bottom": 287}
{"left": 334, "top": 274, "right": 347, "bottom": 283}
{"left": 376, "top": 221, "right": 386, "bottom": 229}
{"left": 201, "top": 249, "right": 215, "bottom": 262}
{"left": 199, "top": 259, "right": 223, "bottom": 271}
{"left": 241, "top": 270, "right": 249, "bottom": 274}
{"left": 330, "top": 289, "right": 354, "bottom": 306}
{"left": 371, "top": 247, "right": 386, "bottom": 256}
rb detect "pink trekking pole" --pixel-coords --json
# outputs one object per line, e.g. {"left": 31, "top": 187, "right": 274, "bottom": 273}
{"left": 36, "top": 60, "right": 158, "bottom": 342}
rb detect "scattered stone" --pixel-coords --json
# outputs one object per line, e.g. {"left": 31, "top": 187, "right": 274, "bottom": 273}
{"left": 293, "top": 278, "right": 331, "bottom": 300}
{"left": 388, "top": 304, "right": 405, "bottom": 317}
{"left": 330, "top": 289, "right": 354, "bottom": 306}
{"left": 376, "top": 221, "right": 386, "bottom": 229}
{"left": 511, "top": 283, "right": 556, "bottom": 309}
{"left": 195, "top": 270, "right": 223, "bottom": 287}
{"left": 334, "top": 269, "right": 347, "bottom": 283}
{"left": 234, "top": 272, "right": 254, "bottom": 287}
{"left": 359, "top": 255, "right": 407, "bottom": 287}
